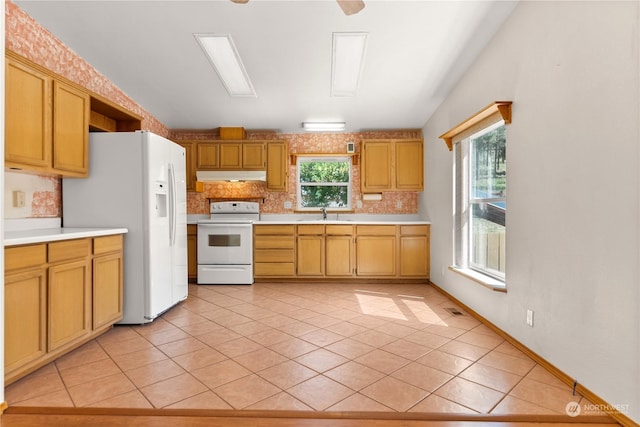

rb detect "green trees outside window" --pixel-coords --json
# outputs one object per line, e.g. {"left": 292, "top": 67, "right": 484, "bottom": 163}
{"left": 297, "top": 157, "right": 352, "bottom": 209}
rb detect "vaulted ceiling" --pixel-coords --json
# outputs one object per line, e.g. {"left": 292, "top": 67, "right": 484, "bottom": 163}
{"left": 15, "top": 0, "right": 518, "bottom": 133}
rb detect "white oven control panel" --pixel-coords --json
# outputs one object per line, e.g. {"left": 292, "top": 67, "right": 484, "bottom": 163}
{"left": 210, "top": 201, "right": 259, "bottom": 214}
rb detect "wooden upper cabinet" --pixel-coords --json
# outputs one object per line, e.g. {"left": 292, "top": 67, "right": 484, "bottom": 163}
{"left": 361, "top": 141, "right": 392, "bottom": 192}
{"left": 52, "top": 81, "right": 90, "bottom": 177}
{"left": 5, "top": 54, "right": 90, "bottom": 177}
{"left": 361, "top": 139, "right": 424, "bottom": 193}
{"left": 219, "top": 143, "right": 242, "bottom": 169}
{"left": 241, "top": 142, "right": 265, "bottom": 169}
{"left": 196, "top": 143, "right": 219, "bottom": 169}
{"left": 5, "top": 57, "right": 52, "bottom": 170}
{"left": 266, "top": 141, "right": 288, "bottom": 191}
{"left": 395, "top": 140, "right": 423, "bottom": 190}
{"left": 192, "top": 140, "right": 287, "bottom": 176}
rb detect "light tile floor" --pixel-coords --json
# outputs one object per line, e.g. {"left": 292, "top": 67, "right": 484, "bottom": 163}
{"left": 6, "top": 283, "right": 603, "bottom": 417}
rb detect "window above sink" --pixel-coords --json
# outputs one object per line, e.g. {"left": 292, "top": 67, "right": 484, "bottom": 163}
{"left": 296, "top": 155, "right": 352, "bottom": 211}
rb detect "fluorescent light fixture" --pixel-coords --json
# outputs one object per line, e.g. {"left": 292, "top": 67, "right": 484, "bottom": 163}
{"left": 194, "top": 33, "right": 256, "bottom": 97}
{"left": 331, "top": 32, "right": 368, "bottom": 97}
{"left": 302, "top": 122, "right": 346, "bottom": 132}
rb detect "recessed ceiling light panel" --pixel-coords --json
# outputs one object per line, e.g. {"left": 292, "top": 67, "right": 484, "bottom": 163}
{"left": 194, "top": 33, "right": 256, "bottom": 97}
{"left": 331, "top": 32, "right": 368, "bottom": 97}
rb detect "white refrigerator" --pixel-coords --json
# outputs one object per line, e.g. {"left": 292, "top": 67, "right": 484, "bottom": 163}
{"left": 63, "top": 130, "right": 188, "bottom": 324}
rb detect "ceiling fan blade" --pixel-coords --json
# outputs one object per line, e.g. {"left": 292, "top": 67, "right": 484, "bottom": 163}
{"left": 337, "top": 0, "right": 365, "bottom": 16}
{"left": 230, "top": 0, "right": 249, "bottom": 3}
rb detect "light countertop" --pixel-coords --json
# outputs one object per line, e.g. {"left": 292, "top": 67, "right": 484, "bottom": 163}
{"left": 188, "top": 213, "right": 430, "bottom": 225}
{"left": 5, "top": 227, "right": 128, "bottom": 247}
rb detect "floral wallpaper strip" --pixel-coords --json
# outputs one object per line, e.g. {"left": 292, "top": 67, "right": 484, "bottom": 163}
{"left": 32, "top": 190, "right": 60, "bottom": 217}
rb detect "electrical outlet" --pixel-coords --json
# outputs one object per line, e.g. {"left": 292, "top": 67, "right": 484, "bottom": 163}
{"left": 396, "top": 200, "right": 403, "bottom": 209}
{"left": 526, "top": 309, "right": 534, "bottom": 327}
{"left": 284, "top": 201, "right": 292, "bottom": 209}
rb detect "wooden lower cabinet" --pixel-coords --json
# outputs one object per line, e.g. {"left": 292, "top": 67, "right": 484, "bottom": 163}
{"left": 254, "top": 225, "right": 295, "bottom": 278}
{"left": 4, "top": 235, "right": 124, "bottom": 385}
{"left": 355, "top": 226, "right": 397, "bottom": 277}
{"left": 325, "top": 225, "right": 354, "bottom": 277}
{"left": 48, "top": 258, "right": 91, "bottom": 351}
{"left": 253, "top": 223, "right": 429, "bottom": 281}
{"left": 187, "top": 224, "right": 198, "bottom": 282}
{"left": 93, "top": 235, "right": 124, "bottom": 329}
{"left": 399, "top": 225, "right": 430, "bottom": 277}
{"left": 5, "top": 264, "right": 47, "bottom": 376}
{"left": 297, "top": 235, "right": 324, "bottom": 276}
{"left": 356, "top": 237, "right": 397, "bottom": 276}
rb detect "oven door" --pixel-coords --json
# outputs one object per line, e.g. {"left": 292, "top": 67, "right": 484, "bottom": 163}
{"left": 197, "top": 222, "right": 253, "bottom": 265}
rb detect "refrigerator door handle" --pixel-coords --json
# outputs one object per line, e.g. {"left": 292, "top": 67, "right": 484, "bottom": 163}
{"left": 168, "top": 163, "right": 177, "bottom": 247}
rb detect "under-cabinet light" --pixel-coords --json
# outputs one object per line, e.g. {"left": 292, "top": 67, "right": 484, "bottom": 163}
{"left": 301, "top": 122, "right": 346, "bottom": 132}
{"left": 331, "top": 32, "right": 368, "bottom": 97}
{"left": 194, "top": 33, "right": 256, "bottom": 97}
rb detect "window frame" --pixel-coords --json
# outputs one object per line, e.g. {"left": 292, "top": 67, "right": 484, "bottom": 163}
{"left": 458, "top": 121, "right": 506, "bottom": 283}
{"left": 296, "top": 155, "right": 353, "bottom": 211}
{"left": 440, "top": 101, "right": 511, "bottom": 291}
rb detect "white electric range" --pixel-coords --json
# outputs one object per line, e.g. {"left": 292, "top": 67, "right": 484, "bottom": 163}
{"left": 197, "top": 201, "right": 259, "bottom": 285}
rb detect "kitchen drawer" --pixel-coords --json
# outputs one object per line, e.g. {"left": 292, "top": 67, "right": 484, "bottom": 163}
{"left": 93, "top": 235, "right": 123, "bottom": 255}
{"left": 297, "top": 224, "right": 324, "bottom": 235}
{"left": 255, "top": 249, "right": 295, "bottom": 263}
{"left": 254, "top": 225, "right": 295, "bottom": 235}
{"left": 5, "top": 244, "right": 47, "bottom": 271}
{"left": 254, "top": 235, "right": 295, "bottom": 249}
{"left": 48, "top": 239, "right": 91, "bottom": 263}
{"left": 325, "top": 225, "right": 353, "bottom": 235}
{"left": 255, "top": 262, "right": 295, "bottom": 276}
{"left": 399, "top": 225, "right": 429, "bottom": 235}
{"left": 356, "top": 225, "right": 396, "bottom": 236}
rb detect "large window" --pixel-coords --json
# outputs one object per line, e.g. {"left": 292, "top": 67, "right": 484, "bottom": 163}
{"left": 296, "top": 156, "right": 352, "bottom": 210}
{"left": 455, "top": 121, "right": 506, "bottom": 282}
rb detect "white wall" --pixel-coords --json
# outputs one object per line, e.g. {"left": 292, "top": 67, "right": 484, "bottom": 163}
{"left": 1, "top": 0, "right": 6, "bottom": 406}
{"left": 421, "top": 1, "right": 639, "bottom": 423}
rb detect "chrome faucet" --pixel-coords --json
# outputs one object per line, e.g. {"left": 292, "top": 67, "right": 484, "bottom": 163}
{"left": 321, "top": 207, "right": 327, "bottom": 220}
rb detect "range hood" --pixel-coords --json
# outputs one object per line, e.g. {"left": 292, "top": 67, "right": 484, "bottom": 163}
{"left": 196, "top": 170, "right": 267, "bottom": 182}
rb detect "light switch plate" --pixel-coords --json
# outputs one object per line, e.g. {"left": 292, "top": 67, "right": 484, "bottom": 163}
{"left": 13, "top": 190, "right": 26, "bottom": 208}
